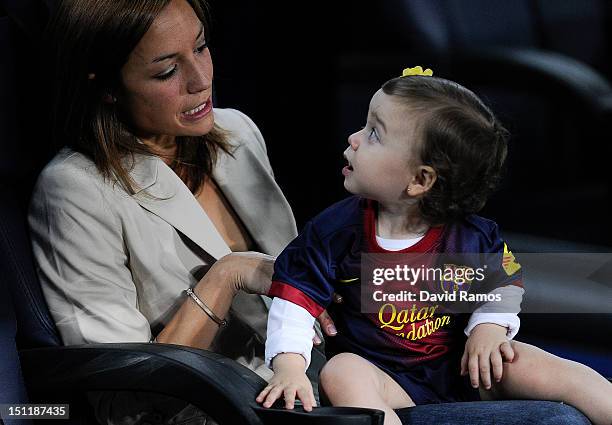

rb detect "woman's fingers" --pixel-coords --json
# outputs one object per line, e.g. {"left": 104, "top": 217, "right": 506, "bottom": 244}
{"left": 312, "top": 333, "right": 322, "bottom": 345}
{"left": 217, "top": 251, "right": 276, "bottom": 295}
{"left": 316, "top": 293, "right": 342, "bottom": 339}
{"left": 316, "top": 310, "right": 337, "bottom": 336}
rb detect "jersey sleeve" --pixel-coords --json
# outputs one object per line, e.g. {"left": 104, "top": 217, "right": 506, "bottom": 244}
{"left": 457, "top": 219, "right": 524, "bottom": 336}
{"left": 268, "top": 220, "right": 336, "bottom": 317}
{"left": 475, "top": 222, "right": 524, "bottom": 314}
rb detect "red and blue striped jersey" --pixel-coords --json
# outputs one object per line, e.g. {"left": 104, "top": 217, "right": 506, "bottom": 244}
{"left": 269, "top": 196, "right": 523, "bottom": 369}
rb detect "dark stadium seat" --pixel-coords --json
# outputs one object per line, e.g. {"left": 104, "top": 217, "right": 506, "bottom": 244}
{"left": 0, "top": 266, "right": 32, "bottom": 425}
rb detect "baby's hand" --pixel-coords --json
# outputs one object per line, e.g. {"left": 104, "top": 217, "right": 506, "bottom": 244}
{"left": 461, "top": 323, "right": 515, "bottom": 390}
{"left": 256, "top": 353, "right": 317, "bottom": 411}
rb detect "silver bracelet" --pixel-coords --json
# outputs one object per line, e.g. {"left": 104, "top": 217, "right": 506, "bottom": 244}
{"left": 185, "top": 288, "right": 227, "bottom": 327}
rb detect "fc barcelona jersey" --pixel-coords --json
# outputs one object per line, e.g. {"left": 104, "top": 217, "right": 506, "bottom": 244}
{"left": 269, "top": 196, "right": 523, "bottom": 371}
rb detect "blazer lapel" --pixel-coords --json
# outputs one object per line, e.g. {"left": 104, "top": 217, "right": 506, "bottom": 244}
{"left": 129, "top": 154, "right": 231, "bottom": 260}
{"left": 125, "top": 144, "right": 297, "bottom": 341}
{"left": 213, "top": 144, "right": 297, "bottom": 257}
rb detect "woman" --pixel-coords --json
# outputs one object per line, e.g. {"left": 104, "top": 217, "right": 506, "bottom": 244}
{"left": 28, "top": 0, "right": 331, "bottom": 423}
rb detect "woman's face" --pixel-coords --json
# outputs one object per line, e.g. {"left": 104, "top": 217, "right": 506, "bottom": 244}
{"left": 119, "top": 0, "right": 214, "bottom": 141}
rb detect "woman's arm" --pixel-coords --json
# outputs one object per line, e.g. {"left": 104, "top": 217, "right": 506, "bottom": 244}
{"left": 157, "top": 252, "right": 275, "bottom": 348}
{"left": 155, "top": 264, "right": 235, "bottom": 348}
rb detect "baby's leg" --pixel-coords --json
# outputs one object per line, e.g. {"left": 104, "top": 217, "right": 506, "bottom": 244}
{"left": 319, "top": 353, "right": 414, "bottom": 425}
{"left": 480, "top": 341, "right": 612, "bottom": 425}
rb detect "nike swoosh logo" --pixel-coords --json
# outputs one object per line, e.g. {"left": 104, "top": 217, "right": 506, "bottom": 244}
{"left": 337, "top": 277, "right": 360, "bottom": 283}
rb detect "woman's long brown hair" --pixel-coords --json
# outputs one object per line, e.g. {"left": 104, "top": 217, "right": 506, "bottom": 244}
{"left": 46, "top": 0, "right": 231, "bottom": 194}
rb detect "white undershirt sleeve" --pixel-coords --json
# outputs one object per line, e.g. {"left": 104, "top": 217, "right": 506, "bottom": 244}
{"left": 265, "top": 297, "right": 316, "bottom": 371}
{"left": 465, "top": 285, "right": 524, "bottom": 339}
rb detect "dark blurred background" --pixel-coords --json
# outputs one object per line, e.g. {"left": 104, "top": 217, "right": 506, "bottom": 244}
{"left": 210, "top": 0, "right": 612, "bottom": 247}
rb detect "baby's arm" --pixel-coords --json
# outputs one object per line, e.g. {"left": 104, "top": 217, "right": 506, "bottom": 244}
{"left": 257, "top": 298, "right": 317, "bottom": 411}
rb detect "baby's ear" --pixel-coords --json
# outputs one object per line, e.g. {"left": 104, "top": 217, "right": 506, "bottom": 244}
{"left": 407, "top": 166, "right": 437, "bottom": 196}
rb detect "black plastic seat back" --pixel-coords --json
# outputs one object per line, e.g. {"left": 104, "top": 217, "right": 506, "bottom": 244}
{"left": 536, "top": 0, "right": 611, "bottom": 76}
{"left": 0, "top": 276, "right": 32, "bottom": 425}
{"left": 385, "top": 0, "right": 539, "bottom": 54}
{"left": 0, "top": 5, "right": 59, "bottom": 418}
{"left": 0, "top": 0, "right": 61, "bottom": 351}
{"left": 0, "top": 183, "right": 62, "bottom": 349}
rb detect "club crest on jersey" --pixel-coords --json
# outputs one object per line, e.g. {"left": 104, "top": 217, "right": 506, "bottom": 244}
{"left": 440, "top": 264, "right": 473, "bottom": 294}
{"left": 502, "top": 243, "right": 521, "bottom": 276}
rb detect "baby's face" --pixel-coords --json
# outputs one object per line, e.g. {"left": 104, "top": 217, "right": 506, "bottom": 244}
{"left": 343, "top": 90, "right": 422, "bottom": 203}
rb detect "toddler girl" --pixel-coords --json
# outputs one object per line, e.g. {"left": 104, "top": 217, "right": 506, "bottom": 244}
{"left": 257, "top": 67, "right": 612, "bottom": 425}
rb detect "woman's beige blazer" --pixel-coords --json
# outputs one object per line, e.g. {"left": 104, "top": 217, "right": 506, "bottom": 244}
{"left": 28, "top": 108, "right": 297, "bottom": 356}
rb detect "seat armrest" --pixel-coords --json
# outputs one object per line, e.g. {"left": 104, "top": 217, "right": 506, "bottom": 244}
{"left": 19, "top": 343, "right": 383, "bottom": 425}
{"left": 254, "top": 406, "right": 384, "bottom": 425}
{"left": 20, "top": 343, "right": 265, "bottom": 425}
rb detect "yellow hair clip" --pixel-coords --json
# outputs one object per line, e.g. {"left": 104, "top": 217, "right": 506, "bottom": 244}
{"left": 401, "top": 66, "right": 434, "bottom": 77}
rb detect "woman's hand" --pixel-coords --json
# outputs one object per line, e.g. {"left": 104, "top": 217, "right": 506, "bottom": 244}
{"left": 461, "top": 323, "right": 515, "bottom": 390}
{"left": 312, "top": 293, "right": 342, "bottom": 345}
{"left": 212, "top": 251, "right": 275, "bottom": 296}
{"left": 212, "top": 253, "right": 342, "bottom": 346}
{"left": 256, "top": 353, "right": 316, "bottom": 411}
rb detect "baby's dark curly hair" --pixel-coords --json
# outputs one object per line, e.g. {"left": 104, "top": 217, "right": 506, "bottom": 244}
{"left": 381, "top": 76, "right": 509, "bottom": 224}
